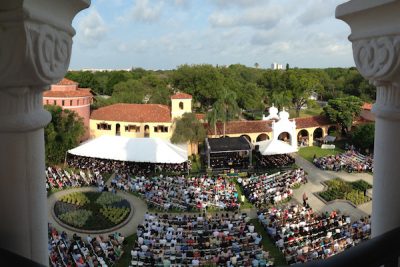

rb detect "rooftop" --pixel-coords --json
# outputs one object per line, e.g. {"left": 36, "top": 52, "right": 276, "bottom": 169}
{"left": 171, "top": 92, "right": 192, "bottom": 99}
{"left": 43, "top": 88, "right": 93, "bottom": 98}
{"left": 91, "top": 103, "right": 171, "bottom": 123}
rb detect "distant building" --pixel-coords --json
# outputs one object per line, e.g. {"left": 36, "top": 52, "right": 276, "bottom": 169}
{"left": 271, "top": 62, "right": 284, "bottom": 70}
{"left": 43, "top": 78, "right": 93, "bottom": 140}
{"left": 89, "top": 92, "right": 192, "bottom": 136}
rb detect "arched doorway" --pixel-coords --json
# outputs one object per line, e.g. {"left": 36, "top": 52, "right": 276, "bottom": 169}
{"left": 256, "top": 133, "right": 269, "bottom": 142}
{"left": 116, "top": 123, "right": 120, "bottom": 136}
{"left": 313, "top": 128, "right": 323, "bottom": 145}
{"left": 297, "top": 129, "right": 309, "bottom": 147}
{"left": 278, "top": 132, "right": 291, "bottom": 144}
{"left": 241, "top": 135, "right": 251, "bottom": 143}
{"left": 144, "top": 125, "right": 150, "bottom": 137}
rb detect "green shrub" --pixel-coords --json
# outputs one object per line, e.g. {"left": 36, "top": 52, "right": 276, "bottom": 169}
{"left": 319, "top": 178, "right": 372, "bottom": 205}
{"left": 59, "top": 210, "right": 92, "bottom": 227}
{"left": 96, "top": 192, "right": 124, "bottom": 206}
{"left": 100, "top": 206, "right": 130, "bottom": 224}
{"left": 59, "top": 192, "right": 90, "bottom": 206}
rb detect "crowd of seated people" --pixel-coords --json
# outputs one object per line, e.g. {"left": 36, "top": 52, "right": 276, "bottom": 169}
{"left": 67, "top": 155, "right": 188, "bottom": 176}
{"left": 48, "top": 224, "right": 125, "bottom": 267}
{"left": 112, "top": 174, "right": 240, "bottom": 211}
{"left": 46, "top": 167, "right": 104, "bottom": 192}
{"left": 240, "top": 169, "right": 308, "bottom": 208}
{"left": 209, "top": 152, "right": 249, "bottom": 170}
{"left": 130, "top": 212, "right": 274, "bottom": 267}
{"left": 258, "top": 204, "right": 371, "bottom": 264}
{"left": 313, "top": 150, "right": 373, "bottom": 173}
{"left": 257, "top": 154, "right": 295, "bottom": 169}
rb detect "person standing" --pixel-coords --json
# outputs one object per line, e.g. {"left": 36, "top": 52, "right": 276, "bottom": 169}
{"left": 303, "top": 192, "right": 308, "bottom": 206}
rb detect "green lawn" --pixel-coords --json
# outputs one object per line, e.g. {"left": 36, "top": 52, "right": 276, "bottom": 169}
{"left": 250, "top": 219, "right": 287, "bottom": 266}
{"left": 115, "top": 233, "right": 137, "bottom": 267}
{"left": 299, "top": 146, "right": 344, "bottom": 162}
{"left": 289, "top": 106, "right": 323, "bottom": 118}
{"left": 233, "top": 179, "right": 254, "bottom": 209}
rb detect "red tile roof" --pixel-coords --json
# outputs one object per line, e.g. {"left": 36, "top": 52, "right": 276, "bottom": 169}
{"left": 362, "top": 103, "right": 373, "bottom": 110}
{"left": 205, "top": 120, "right": 273, "bottom": 135}
{"left": 57, "top": 78, "right": 78, "bottom": 85}
{"left": 44, "top": 88, "right": 93, "bottom": 98}
{"left": 91, "top": 103, "right": 171, "bottom": 123}
{"left": 171, "top": 92, "right": 192, "bottom": 99}
{"left": 295, "top": 116, "right": 333, "bottom": 129}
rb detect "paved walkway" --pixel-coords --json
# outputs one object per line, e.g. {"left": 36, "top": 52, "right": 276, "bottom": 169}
{"left": 292, "top": 154, "right": 373, "bottom": 221}
{"left": 48, "top": 187, "right": 148, "bottom": 239}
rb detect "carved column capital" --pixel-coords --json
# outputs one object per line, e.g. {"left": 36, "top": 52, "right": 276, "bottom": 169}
{"left": 0, "top": 0, "right": 90, "bottom": 132}
{"left": 336, "top": 0, "right": 400, "bottom": 119}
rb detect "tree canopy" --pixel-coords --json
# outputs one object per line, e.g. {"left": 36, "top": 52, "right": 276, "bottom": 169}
{"left": 66, "top": 65, "right": 375, "bottom": 118}
{"left": 45, "top": 106, "right": 85, "bottom": 165}
{"left": 323, "top": 96, "right": 364, "bottom": 134}
{"left": 351, "top": 123, "right": 375, "bottom": 151}
{"left": 171, "top": 113, "right": 206, "bottom": 144}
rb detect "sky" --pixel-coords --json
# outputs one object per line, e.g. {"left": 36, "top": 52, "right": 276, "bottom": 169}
{"left": 70, "top": 0, "right": 354, "bottom": 70}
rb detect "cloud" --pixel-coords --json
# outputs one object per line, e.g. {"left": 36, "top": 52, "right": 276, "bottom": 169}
{"left": 297, "top": 0, "right": 340, "bottom": 26}
{"left": 76, "top": 9, "right": 108, "bottom": 48}
{"left": 209, "top": 0, "right": 262, "bottom": 8}
{"left": 209, "top": 6, "right": 283, "bottom": 29}
{"left": 120, "top": 0, "right": 163, "bottom": 23}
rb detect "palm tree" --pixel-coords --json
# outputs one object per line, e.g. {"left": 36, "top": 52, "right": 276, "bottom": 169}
{"left": 215, "top": 88, "right": 240, "bottom": 137}
{"left": 206, "top": 107, "right": 221, "bottom": 137}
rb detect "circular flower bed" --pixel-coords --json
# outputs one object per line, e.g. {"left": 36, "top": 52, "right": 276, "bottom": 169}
{"left": 54, "top": 191, "right": 131, "bottom": 230}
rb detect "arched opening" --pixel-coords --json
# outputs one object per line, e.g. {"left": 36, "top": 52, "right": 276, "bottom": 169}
{"left": 313, "top": 127, "right": 323, "bottom": 145}
{"left": 179, "top": 101, "right": 184, "bottom": 110}
{"left": 328, "top": 125, "right": 338, "bottom": 136}
{"left": 144, "top": 125, "right": 150, "bottom": 137}
{"left": 256, "top": 133, "right": 269, "bottom": 142}
{"left": 278, "top": 132, "right": 291, "bottom": 144}
{"left": 116, "top": 123, "right": 120, "bottom": 136}
{"left": 241, "top": 135, "right": 251, "bottom": 143}
{"left": 297, "top": 129, "right": 309, "bottom": 147}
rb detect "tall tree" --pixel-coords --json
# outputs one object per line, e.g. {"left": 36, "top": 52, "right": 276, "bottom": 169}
{"left": 45, "top": 106, "right": 85, "bottom": 165}
{"left": 286, "top": 70, "right": 322, "bottom": 117}
{"left": 323, "top": 96, "right": 363, "bottom": 134}
{"left": 213, "top": 88, "right": 240, "bottom": 136}
{"left": 351, "top": 123, "right": 375, "bottom": 151}
{"left": 171, "top": 113, "right": 206, "bottom": 145}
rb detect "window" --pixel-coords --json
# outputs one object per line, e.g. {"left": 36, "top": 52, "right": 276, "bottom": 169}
{"left": 70, "top": 100, "right": 73, "bottom": 106}
{"left": 62, "top": 100, "right": 65, "bottom": 106}
{"left": 77, "top": 99, "right": 80, "bottom": 105}
{"left": 154, "top": 126, "right": 158, "bottom": 132}
{"left": 46, "top": 100, "right": 49, "bottom": 105}
{"left": 179, "top": 101, "right": 184, "bottom": 110}
{"left": 125, "top": 125, "right": 140, "bottom": 132}
{"left": 164, "top": 126, "right": 168, "bottom": 133}
{"left": 97, "top": 123, "right": 112, "bottom": 130}
{"left": 53, "top": 100, "right": 56, "bottom": 105}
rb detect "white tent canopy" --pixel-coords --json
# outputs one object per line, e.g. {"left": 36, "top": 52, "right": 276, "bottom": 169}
{"left": 68, "top": 136, "right": 188, "bottom": 164}
{"left": 255, "top": 139, "right": 298, "bottom": 156}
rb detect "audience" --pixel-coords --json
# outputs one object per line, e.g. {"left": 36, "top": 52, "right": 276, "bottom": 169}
{"left": 240, "top": 169, "right": 308, "bottom": 208}
{"left": 46, "top": 167, "right": 104, "bottom": 192}
{"left": 131, "top": 212, "right": 274, "bottom": 266}
{"left": 258, "top": 204, "right": 371, "bottom": 264}
{"left": 113, "top": 174, "right": 240, "bottom": 211}
{"left": 257, "top": 154, "right": 295, "bottom": 169}
{"left": 48, "top": 224, "right": 125, "bottom": 267}
{"left": 67, "top": 155, "right": 188, "bottom": 176}
{"left": 313, "top": 150, "right": 373, "bottom": 173}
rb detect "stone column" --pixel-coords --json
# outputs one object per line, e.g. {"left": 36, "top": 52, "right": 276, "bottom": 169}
{"left": 337, "top": 0, "right": 400, "bottom": 237}
{"left": 0, "top": 0, "right": 89, "bottom": 264}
